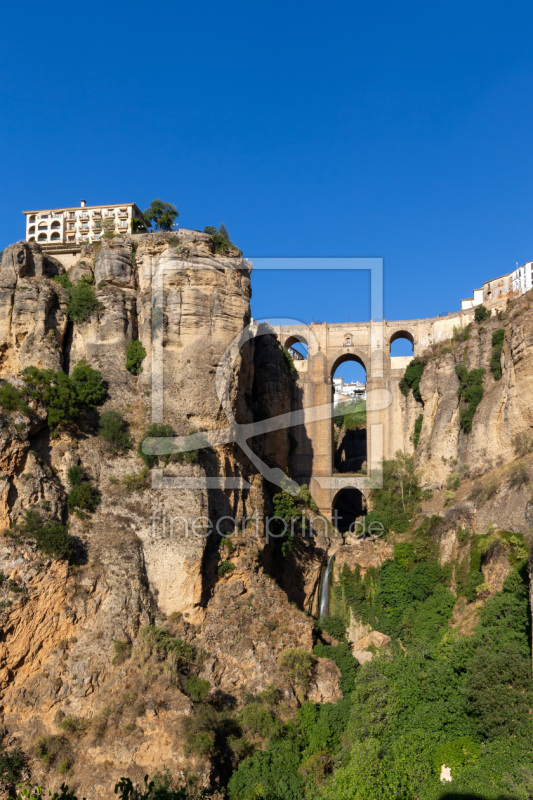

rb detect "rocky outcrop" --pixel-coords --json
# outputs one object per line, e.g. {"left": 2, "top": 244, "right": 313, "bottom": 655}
{"left": 0, "top": 231, "right": 338, "bottom": 797}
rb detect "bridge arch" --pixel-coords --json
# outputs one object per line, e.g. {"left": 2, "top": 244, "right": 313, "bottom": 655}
{"left": 284, "top": 334, "right": 308, "bottom": 360}
{"left": 329, "top": 349, "right": 368, "bottom": 378}
{"left": 332, "top": 486, "right": 367, "bottom": 534}
{"left": 388, "top": 328, "right": 415, "bottom": 356}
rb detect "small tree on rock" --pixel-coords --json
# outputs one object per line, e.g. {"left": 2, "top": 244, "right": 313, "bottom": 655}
{"left": 143, "top": 200, "right": 179, "bottom": 232}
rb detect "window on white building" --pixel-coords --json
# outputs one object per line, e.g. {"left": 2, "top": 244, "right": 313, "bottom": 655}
{"left": 81, "top": 223, "right": 88, "bottom": 231}
{"left": 69, "top": 212, "right": 75, "bottom": 219}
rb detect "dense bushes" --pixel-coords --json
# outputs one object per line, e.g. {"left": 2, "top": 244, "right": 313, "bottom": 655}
{"left": 204, "top": 224, "right": 233, "bottom": 254}
{"left": 62, "top": 277, "right": 102, "bottom": 324}
{"left": 66, "top": 465, "right": 100, "bottom": 516}
{"left": 228, "top": 566, "right": 532, "bottom": 800}
{"left": 367, "top": 451, "right": 423, "bottom": 533}
{"left": 456, "top": 365, "right": 485, "bottom": 433}
{"left": 0, "top": 382, "right": 31, "bottom": 417}
{"left": 270, "top": 485, "right": 317, "bottom": 556}
{"left": 138, "top": 423, "right": 198, "bottom": 468}
{"left": 399, "top": 358, "right": 426, "bottom": 401}
{"left": 490, "top": 327, "right": 505, "bottom": 379}
{"left": 125, "top": 340, "right": 146, "bottom": 375}
{"left": 98, "top": 410, "right": 131, "bottom": 453}
{"left": 22, "top": 361, "right": 106, "bottom": 435}
{"left": 474, "top": 303, "right": 491, "bottom": 323}
{"left": 12, "top": 509, "right": 73, "bottom": 560}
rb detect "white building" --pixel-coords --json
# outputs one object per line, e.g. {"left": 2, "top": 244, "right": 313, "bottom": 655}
{"left": 22, "top": 201, "right": 144, "bottom": 246}
{"left": 511, "top": 261, "right": 533, "bottom": 295}
{"left": 333, "top": 376, "right": 366, "bottom": 406}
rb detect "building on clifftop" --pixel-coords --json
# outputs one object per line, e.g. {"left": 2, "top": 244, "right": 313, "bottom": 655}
{"left": 22, "top": 200, "right": 144, "bottom": 247}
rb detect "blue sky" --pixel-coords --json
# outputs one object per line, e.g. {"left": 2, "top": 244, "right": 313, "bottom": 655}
{"left": 1, "top": 0, "right": 532, "bottom": 379}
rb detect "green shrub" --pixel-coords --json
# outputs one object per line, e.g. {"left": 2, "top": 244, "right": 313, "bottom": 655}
{"left": 52, "top": 274, "right": 73, "bottom": 290}
{"left": 279, "top": 648, "right": 316, "bottom": 689}
{"left": 474, "top": 304, "right": 491, "bottom": 323}
{"left": 283, "top": 347, "right": 296, "bottom": 376}
{"left": 67, "top": 465, "right": 83, "bottom": 487}
{"left": 217, "top": 560, "right": 235, "bottom": 577}
{"left": 22, "top": 361, "right": 106, "bottom": 435}
{"left": 98, "top": 410, "right": 131, "bottom": 453}
{"left": 34, "top": 734, "right": 67, "bottom": 767}
{"left": 490, "top": 328, "right": 505, "bottom": 380}
{"left": 112, "top": 639, "right": 132, "bottom": 665}
{"left": 452, "top": 323, "right": 471, "bottom": 342}
{"left": 121, "top": 467, "right": 150, "bottom": 492}
{"left": 399, "top": 358, "right": 426, "bottom": 401}
{"left": 0, "top": 747, "right": 26, "bottom": 783}
{"left": 125, "top": 340, "right": 147, "bottom": 375}
{"left": 412, "top": 413, "right": 423, "bottom": 448}
{"left": 70, "top": 360, "right": 107, "bottom": 407}
{"left": 181, "top": 704, "right": 220, "bottom": 758}
{"left": 66, "top": 280, "right": 102, "bottom": 323}
{"left": 369, "top": 451, "right": 423, "bottom": 533}
{"left": 456, "top": 365, "right": 485, "bottom": 433}
{"left": 0, "top": 382, "right": 32, "bottom": 417}
{"left": 183, "top": 675, "right": 211, "bottom": 702}
{"left": 205, "top": 223, "right": 233, "bottom": 254}
{"left": 67, "top": 482, "right": 100, "bottom": 515}
{"left": 316, "top": 614, "right": 346, "bottom": 640}
{"left": 138, "top": 423, "right": 176, "bottom": 468}
{"left": 17, "top": 509, "right": 73, "bottom": 560}
{"left": 238, "top": 703, "right": 282, "bottom": 741}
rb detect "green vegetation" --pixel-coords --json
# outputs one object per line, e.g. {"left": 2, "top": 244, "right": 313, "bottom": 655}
{"left": 121, "top": 467, "right": 150, "bottom": 493}
{"left": 412, "top": 413, "right": 423, "bottom": 448}
{"left": 138, "top": 423, "right": 198, "bottom": 468}
{"left": 279, "top": 649, "right": 316, "bottom": 691}
{"left": 283, "top": 347, "right": 296, "bottom": 375}
{"left": 52, "top": 274, "right": 73, "bottom": 291}
{"left": 451, "top": 323, "right": 471, "bottom": 342}
{"left": 227, "top": 556, "right": 531, "bottom": 800}
{"left": 0, "top": 747, "right": 26, "bottom": 783}
{"left": 271, "top": 484, "right": 318, "bottom": 556}
{"left": 456, "top": 365, "right": 485, "bottom": 433}
{"left": 474, "top": 303, "right": 491, "bottom": 323}
{"left": 66, "top": 278, "right": 102, "bottom": 324}
{"left": 125, "top": 340, "right": 146, "bottom": 375}
{"left": 490, "top": 327, "right": 505, "bottom": 379}
{"left": 143, "top": 199, "right": 179, "bottom": 231}
{"left": 66, "top": 465, "right": 100, "bottom": 516}
{"left": 98, "top": 410, "right": 132, "bottom": 453}
{"left": 0, "top": 381, "right": 32, "bottom": 417}
{"left": 399, "top": 358, "right": 426, "bottom": 401}
{"left": 217, "top": 560, "right": 235, "bottom": 577}
{"left": 334, "top": 399, "right": 366, "bottom": 430}
{"left": 204, "top": 223, "right": 233, "bottom": 254}
{"left": 22, "top": 361, "right": 106, "bottom": 435}
{"left": 12, "top": 509, "right": 73, "bottom": 560}
{"left": 366, "top": 451, "right": 423, "bottom": 533}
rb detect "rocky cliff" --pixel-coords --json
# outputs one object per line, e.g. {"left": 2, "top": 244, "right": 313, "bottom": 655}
{"left": 0, "top": 233, "right": 337, "bottom": 797}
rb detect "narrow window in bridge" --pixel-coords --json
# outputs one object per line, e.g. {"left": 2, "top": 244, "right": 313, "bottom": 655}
{"left": 332, "top": 355, "right": 367, "bottom": 476}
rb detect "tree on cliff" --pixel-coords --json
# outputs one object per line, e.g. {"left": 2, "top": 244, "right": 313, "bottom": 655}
{"left": 143, "top": 199, "right": 179, "bottom": 231}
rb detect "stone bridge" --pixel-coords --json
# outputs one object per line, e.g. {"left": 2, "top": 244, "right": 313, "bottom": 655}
{"left": 269, "top": 310, "right": 475, "bottom": 519}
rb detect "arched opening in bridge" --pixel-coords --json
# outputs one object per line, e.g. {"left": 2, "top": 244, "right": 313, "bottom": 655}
{"left": 390, "top": 330, "right": 415, "bottom": 358}
{"left": 332, "top": 487, "right": 367, "bottom": 534}
{"left": 332, "top": 354, "right": 367, "bottom": 475}
{"left": 285, "top": 335, "right": 308, "bottom": 361}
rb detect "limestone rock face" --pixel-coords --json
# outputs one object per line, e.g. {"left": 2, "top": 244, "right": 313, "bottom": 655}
{"left": 94, "top": 240, "right": 135, "bottom": 288}
{"left": 0, "top": 230, "right": 338, "bottom": 797}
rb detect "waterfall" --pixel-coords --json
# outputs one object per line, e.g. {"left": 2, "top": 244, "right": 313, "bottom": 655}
{"left": 318, "top": 554, "right": 335, "bottom": 618}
